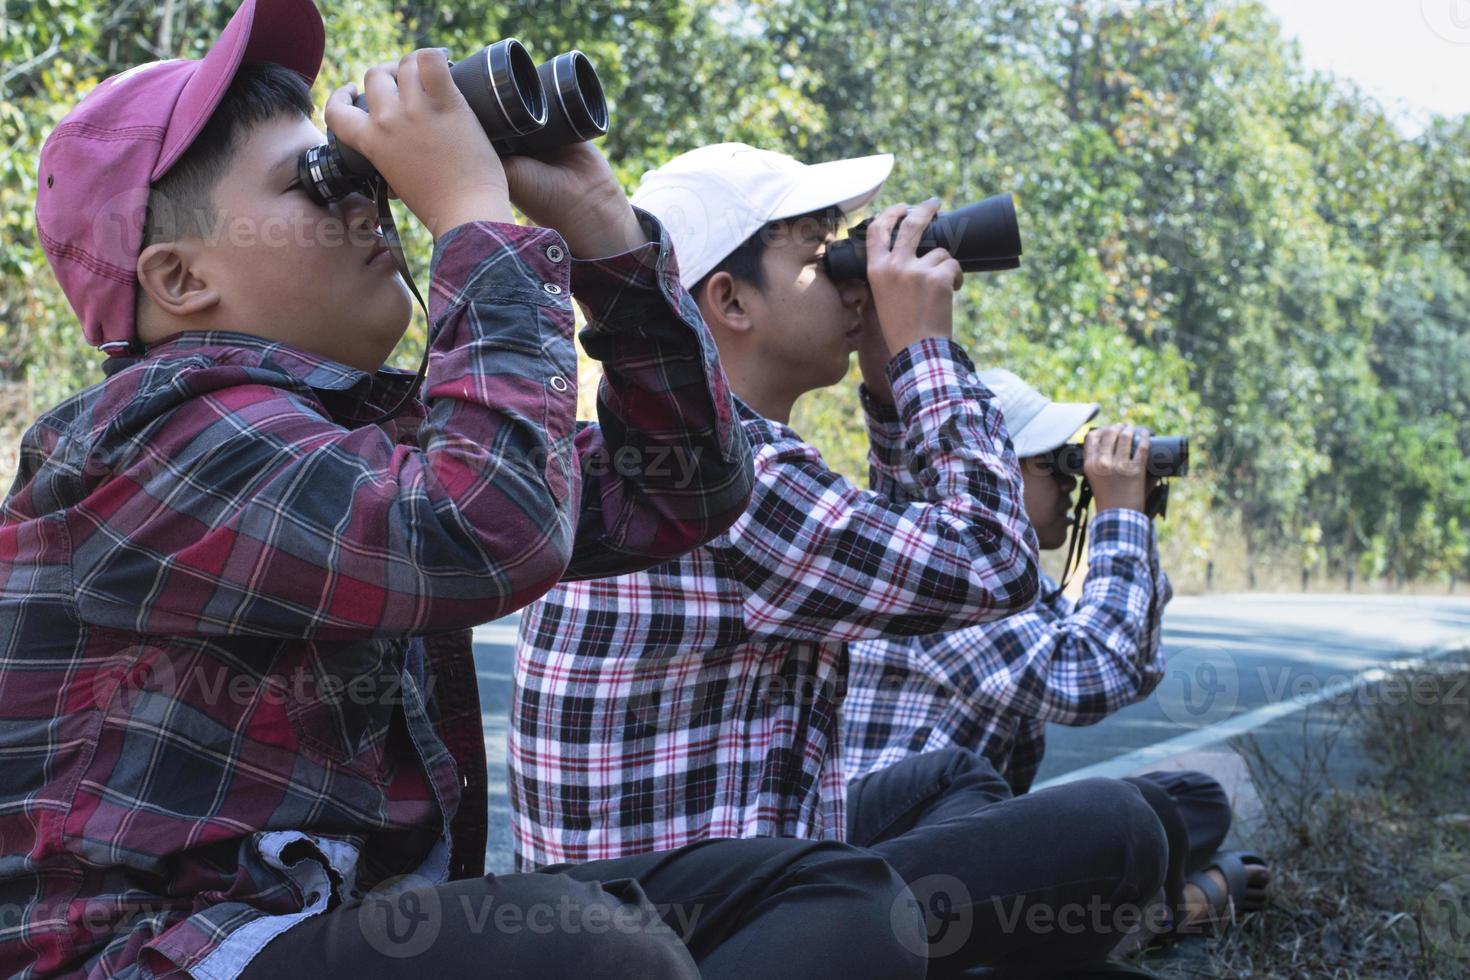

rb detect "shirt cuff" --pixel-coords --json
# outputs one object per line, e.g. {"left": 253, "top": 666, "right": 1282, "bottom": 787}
{"left": 860, "top": 382, "right": 901, "bottom": 422}
{"left": 887, "top": 337, "right": 985, "bottom": 428}
{"left": 568, "top": 208, "right": 684, "bottom": 330}
{"left": 428, "top": 221, "right": 572, "bottom": 322}
{"left": 1087, "top": 509, "right": 1154, "bottom": 564}
{"left": 860, "top": 380, "right": 903, "bottom": 437}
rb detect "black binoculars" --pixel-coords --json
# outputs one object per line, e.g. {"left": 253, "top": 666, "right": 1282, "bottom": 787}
{"left": 1031, "top": 435, "right": 1190, "bottom": 482}
{"left": 298, "top": 39, "right": 608, "bottom": 206}
{"left": 822, "top": 193, "right": 1024, "bottom": 281}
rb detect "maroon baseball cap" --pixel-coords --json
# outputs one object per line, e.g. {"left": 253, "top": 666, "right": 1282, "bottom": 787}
{"left": 35, "top": 0, "right": 325, "bottom": 356}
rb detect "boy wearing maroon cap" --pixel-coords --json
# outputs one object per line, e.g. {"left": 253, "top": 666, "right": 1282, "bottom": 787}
{"left": 0, "top": 2, "right": 927, "bottom": 977}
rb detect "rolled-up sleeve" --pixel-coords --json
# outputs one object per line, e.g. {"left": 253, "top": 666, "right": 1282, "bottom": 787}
{"left": 561, "top": 208, "right": 753, "bottom": 579}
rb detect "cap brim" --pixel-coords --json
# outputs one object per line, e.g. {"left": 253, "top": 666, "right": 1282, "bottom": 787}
{"left": 768, "top": 152, "right": 894, "bottom": 222}
{"left": 154, "top": 0, "right": 325, "bottom": 179}
{"left": 1010, "top": 401, "right": 1100, "bottom": 457}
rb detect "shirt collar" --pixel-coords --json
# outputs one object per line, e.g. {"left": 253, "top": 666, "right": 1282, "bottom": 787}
{"left": 733, "top": 395, "right": 765, "bottom": 424}
{"left": 104, "top": 330, "right": 422, "bottom": 418}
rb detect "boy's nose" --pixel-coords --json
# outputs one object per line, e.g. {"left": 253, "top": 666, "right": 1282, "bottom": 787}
{"left": 340, "top": 191, "right": 381, "bottom": 239}
{"left": 839, "top": 279, "right": 870, "bottom": 312}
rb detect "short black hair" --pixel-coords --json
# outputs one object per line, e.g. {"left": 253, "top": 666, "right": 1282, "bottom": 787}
{"left": 140, "top": 61, "right": 314, "bottom": 251}
{"left": 692, "top": 205, "right": 844, "bottom": 301}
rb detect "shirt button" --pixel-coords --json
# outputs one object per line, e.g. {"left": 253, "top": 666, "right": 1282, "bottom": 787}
{"left": 545, "top": 244, "right": 565, "bottom": 262}
{"left": 549, "top": 376, "right": 569, "bottom": 392}
{"left": 543, "top": 282, "right": 563, "bottom": 295}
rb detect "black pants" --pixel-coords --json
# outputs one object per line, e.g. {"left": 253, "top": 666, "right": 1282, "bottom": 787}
{"left": 846, "top": 748, "right": 1169, "bottom": 978}
{"left": 1119, "top": 769, "right": 1232, "bottom": 926}
{"left": 240, "top": 836, "right": 927, "bottom": 979}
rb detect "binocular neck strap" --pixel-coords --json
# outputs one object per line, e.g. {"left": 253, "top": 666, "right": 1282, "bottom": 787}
{"left": 1046, "top": 483, "right": 1093, "bottom": 603}
{"left": 362, "top": 176, "right": 433, "bottom": 427}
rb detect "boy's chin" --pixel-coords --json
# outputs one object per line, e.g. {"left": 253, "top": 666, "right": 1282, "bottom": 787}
{"left": 1038, "top": 527, "right": 1070, "bottom": 551}
{"left": 322, "top": 323, "right": 410, "bottom": 373}
{"left": 818, "top": 350, "right": 852, "bottom": 388}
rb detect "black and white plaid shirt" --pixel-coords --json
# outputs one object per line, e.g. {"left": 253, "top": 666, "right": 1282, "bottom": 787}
{"left": 509, "top": 338, "right": 1039, "bottom": 869}
{"left": 845, "top": 508, "right": 1171, "bottom": 793}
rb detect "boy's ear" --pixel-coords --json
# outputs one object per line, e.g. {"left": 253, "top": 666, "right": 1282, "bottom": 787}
{"left": 696, "top": 271, "right": 755, "bottom": 338}
{"left": 136, "top": 241, "right": 221, "bottom": 323}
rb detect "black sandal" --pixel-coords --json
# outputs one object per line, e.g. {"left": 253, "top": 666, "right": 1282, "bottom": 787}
{"left": 1183, "top": 849, "right": 1271, "bottom": 927}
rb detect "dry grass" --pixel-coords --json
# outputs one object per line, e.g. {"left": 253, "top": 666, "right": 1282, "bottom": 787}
{"left": 1140, "top": 662, "right": 1470, "bottom": 979}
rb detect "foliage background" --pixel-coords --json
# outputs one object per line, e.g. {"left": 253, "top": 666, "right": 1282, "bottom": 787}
{"left": 3, "top": 0, "right": 1467, "bottom": 591}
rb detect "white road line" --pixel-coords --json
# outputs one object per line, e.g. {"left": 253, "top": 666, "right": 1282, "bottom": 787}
{"left": 472, "top": 623, "right": 519, "bottom": 646}
{"left": 1033, "top": 641, "right": 1470, "bottom": 789}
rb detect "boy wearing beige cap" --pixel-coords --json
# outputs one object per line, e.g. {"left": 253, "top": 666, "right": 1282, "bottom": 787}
{"left": 847, "top": 368, "right": 1272, "bottom": 943}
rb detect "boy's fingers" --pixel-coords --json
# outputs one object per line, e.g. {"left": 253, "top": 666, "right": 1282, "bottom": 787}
{"left": 867, "top": 204, "right": 908, "bottom": 259}
{"left": 917, "top": 247, "right": 963, "bottom": 288}
{"left": 396, "top": 51, "right": 423, "bottom": 113}
{"left": 362, "top": 62, "right": 401, "bottom": 118}
{"left": 1135, "top": 429, "right": 1152, "bottom": 462}
{"left": 324, "top": 84, "right": 366, "bottom": 144}
{"left": 892, "top": 197, "right": 940, "bottom": 256}
{"left": 325, "top": 82, "right": 357, "bottom": 110}
{"left": 1134, "top": 430, "right": 1153, "bottom": 474}
{"left": 1123, "top": 425, "right": 1140, "bottom": 459}
{"left": 417, "top": 48, "right": 458, "bottom": 108}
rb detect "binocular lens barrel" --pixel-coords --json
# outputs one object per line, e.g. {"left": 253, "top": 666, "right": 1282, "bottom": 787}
{"left": 299, "top": 40, "right": 608, "bottom": 206}
{"left": 452, "top": 38, "right": 547, "bottom": 140}
{"left": 1035, "top": 435, "right": 1189, "bottom": 481}
{"left": 495, "top": 51, "right": 608, "bottom": 155}
{"left": 823, "top": 193, "right": 1024, "bottom": 281}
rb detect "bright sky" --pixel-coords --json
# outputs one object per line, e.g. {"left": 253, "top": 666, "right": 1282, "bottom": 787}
{"left": 1262, "top": 0, "right": 1470, "bottom": 130}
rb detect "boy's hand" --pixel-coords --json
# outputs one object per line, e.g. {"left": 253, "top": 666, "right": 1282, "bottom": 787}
{"left": 1085, "top": 424, "right": 1151, "bottom": 514}
{"left": 854, "top": 298, "right": 896, "bottom": 406}
{"left": 864, "top": 199, "right": 963, "bottom": 355}
{"left": 501, "top": 143, "right": 648, "bottom": 258}
{"left": 325, "top": 49, "right": 513, "bottom": 239}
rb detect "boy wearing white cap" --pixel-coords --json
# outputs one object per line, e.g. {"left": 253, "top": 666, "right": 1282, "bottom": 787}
{"left": 511, "top": 143, "right": 1174, "bottom": 975}
{"left": 846, "top": 369, "right": 1272, "bottom": 939}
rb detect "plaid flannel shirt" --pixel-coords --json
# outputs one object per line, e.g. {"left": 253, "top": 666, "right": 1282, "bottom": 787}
{"left": 845, "top": 462, "right": 1171, "bottom": 795}
{"left": 0, "top": 212, "right": 750, "bottom": 980}
{"left": 510, "top": 338, "right": 1039, "bottom": 870}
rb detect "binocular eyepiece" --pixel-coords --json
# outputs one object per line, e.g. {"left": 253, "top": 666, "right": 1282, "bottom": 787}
{"left": 823, "top": 193, "right": 1024, "bottom": 281}
{"left": 298, "top": 39, "right": 609, "bottom": 206}
{"left": 1029, "top": 436, "right": 1190, "bottom": 482}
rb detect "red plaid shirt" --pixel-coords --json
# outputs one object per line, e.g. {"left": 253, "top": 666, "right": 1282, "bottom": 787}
{"left": 510, "top": 339, "right": 1039, "bottom": 869}
{"left": 0, "top": 213, "right": 750, "bottom": 979}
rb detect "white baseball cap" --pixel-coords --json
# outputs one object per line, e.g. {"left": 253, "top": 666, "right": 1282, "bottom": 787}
{"left": 979, "top": 369, "right": 1100, "bottom": 458}
{"left": 631, "top": 142, "right": 895, "bottom": 290}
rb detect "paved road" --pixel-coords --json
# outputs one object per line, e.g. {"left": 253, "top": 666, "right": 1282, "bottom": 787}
{"left": 470, "top": 593, "right": 1470, "bottom": 870}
